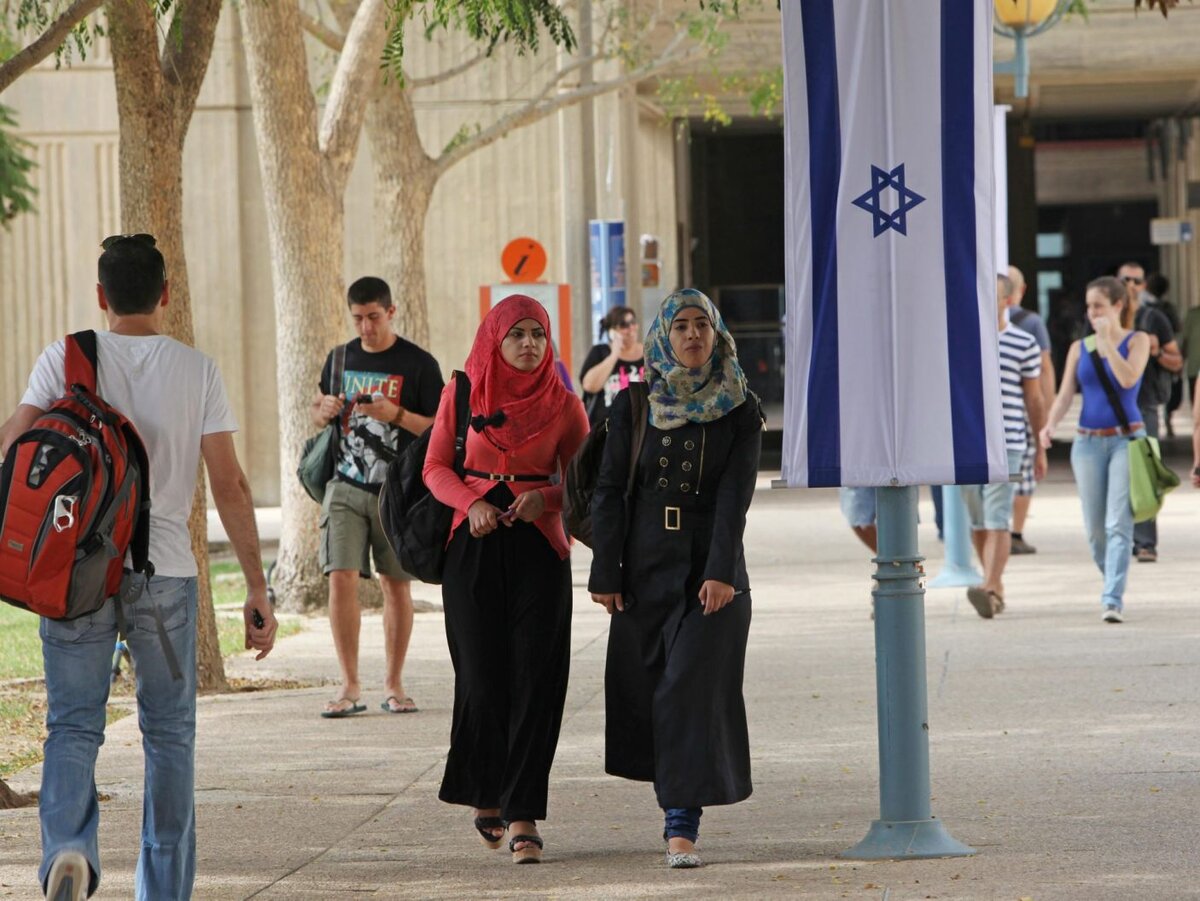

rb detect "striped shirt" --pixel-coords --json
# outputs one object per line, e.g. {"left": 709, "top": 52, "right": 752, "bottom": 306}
{"left": 998, "top": 325, "right": 1041, "bottom": 453}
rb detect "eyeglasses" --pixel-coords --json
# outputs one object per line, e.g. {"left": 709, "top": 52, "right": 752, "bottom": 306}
{"left": 1121, "top": 275, "right": 1145, "bottom": 285}
{"left": 616, "top": 319, "right": 637, "bottom": 328}
{"left": 100, "top": 233, "right": 157, "bottom": 251}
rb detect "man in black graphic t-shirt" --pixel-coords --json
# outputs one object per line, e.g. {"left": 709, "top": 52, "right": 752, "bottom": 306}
{"left": 311, "top": 277, "right": 444, "bottom": 717}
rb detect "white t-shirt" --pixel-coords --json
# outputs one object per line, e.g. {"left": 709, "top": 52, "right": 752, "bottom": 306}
{"left": 21, "top": 333, "right": 238, "bottom": 577}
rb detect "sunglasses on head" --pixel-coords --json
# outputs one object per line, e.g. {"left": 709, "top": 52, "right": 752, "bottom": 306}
{"left": 1121, "top": 275, "right": 1144, "bottom": 285}
{"left": 100, "top": 233, "right": 157, "bottom": 251}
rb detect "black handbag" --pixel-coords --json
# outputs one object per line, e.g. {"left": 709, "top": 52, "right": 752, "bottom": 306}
{"left": 297, "top": 344, "right": 347, "bottom": 503}
{"left": 378, "top": 371, "right": 470, "bottom": 584}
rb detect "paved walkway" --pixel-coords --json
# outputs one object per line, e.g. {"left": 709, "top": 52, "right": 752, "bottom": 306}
{"left": 3, "top": 464, "right": 1199, "bottom": 899}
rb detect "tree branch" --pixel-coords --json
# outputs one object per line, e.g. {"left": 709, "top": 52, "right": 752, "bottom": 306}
{"left": 436, "top": 40, "right": 702, "bottom": 176}
{"left": 0, "top": 0, "right": 105, "bottom": 94}
{"left": 408, "top": 49, "right": 488, "bottom": 88}
{"left": 318, "top": 0, "right": 390, "bottom": 191}
{"left": 161, "top": 0, "right": 223, "bottom": 137}
{"left": 299, "top": 10, "right": 346, "bottom": 54}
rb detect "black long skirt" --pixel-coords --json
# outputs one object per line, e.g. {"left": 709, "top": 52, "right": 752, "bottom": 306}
{"left": 438, "top": 485, "right": 572, "bottom": 823}
{"left": 605, "top": 504, "right": 752, "bottom": 809}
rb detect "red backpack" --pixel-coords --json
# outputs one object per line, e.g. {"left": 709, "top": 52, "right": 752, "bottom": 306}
{"left": 0, "top": 330, "right": 152, "bottom": 619}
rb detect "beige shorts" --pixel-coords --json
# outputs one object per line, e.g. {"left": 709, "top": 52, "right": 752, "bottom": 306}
{"left": 319, "top": 479, "right": 410, "bottom": 580}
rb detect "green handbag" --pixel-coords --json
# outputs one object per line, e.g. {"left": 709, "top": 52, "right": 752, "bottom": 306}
{"left": 297, "top": 344, "right": 346, "bottom": 503}
{"left": 1083, "top": 336, "right": 1180, "bottom": 523}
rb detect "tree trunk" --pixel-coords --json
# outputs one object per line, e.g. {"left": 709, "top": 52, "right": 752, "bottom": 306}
{"left": 0, "top": 778, "right": 36, "bottom": 809}
{"left": 239, "top": 0, "right": 350, "bottom": 612}
{"left": 106, "top": 0, "right": 227, "bottom": 689}
{"left": 363, "top": 83, "right": 437, "bottom": 347}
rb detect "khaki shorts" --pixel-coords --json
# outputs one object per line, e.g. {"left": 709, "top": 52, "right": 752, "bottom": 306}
{"left": 319, "top": 479, "right": 410, "bottom": 580}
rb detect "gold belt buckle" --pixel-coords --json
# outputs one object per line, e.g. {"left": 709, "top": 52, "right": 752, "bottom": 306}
{"left": 664, "top": 506, "right": 681, "bottom": 531}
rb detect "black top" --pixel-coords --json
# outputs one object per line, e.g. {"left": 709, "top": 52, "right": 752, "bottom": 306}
{"left": 588, "top": 388, "right": 762, "bottom": 594}
{"left": 1134, "top": 304, "right": 1175, "bottom": 408}
{"left": 318, "top": 337, "right": 444, "bottom": 491}
{"left": 579, "top": 343, "right": 646, "bottom": 426}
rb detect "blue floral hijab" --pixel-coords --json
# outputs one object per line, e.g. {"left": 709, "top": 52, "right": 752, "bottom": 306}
{"left": 643, "top": 289, "right": 748, "bottom": 430}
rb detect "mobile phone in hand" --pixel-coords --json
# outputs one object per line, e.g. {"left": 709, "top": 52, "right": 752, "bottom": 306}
{"left": 355, "top": 393, "right": 373, "bottom": 405}
{"left": 251, "top": 608, "right": 264, "bottom": 629}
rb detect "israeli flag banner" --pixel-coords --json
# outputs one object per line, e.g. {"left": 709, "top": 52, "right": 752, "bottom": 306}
{"left": 780, "top": 0, "right": 1008, "bottom": 488}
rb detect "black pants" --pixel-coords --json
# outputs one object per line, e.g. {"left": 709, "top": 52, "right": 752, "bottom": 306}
{"left": 438, "top": 485, "right": 572, "bottom": 823}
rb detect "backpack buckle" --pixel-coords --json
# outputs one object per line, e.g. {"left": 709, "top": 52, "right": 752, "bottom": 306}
{"left": 52, "top": 495, "right": 77, "bottom": 533}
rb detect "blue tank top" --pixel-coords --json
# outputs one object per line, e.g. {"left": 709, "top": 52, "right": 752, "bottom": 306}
{"left": 1076, "top": 333, "right": 1143, "bottom": 429}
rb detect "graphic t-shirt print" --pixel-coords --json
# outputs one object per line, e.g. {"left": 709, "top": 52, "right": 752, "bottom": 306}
{"left": 604, "top": 362, "right": 644, "bottom": 409}
{"left": 337, "top": 370, "right": 404, "bottom": 484}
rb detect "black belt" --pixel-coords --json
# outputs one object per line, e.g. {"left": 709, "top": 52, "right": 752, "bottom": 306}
{"left": 463, "top": 468, "right": 552, "bottom": 483}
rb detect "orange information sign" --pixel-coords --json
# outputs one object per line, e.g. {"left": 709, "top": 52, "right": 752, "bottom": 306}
{"left": 500, "top": 237, "right": 547, "bottom": 283}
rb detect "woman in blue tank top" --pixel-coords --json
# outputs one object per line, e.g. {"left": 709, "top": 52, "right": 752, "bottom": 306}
{"left": 1040, "top": 276, "right": 1150, "bottom": 623}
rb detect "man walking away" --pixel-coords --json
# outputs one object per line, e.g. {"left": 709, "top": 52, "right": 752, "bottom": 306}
{"left": 1004, "top": 266, "right": 1055, "bottom": 555}
{"left": 310, "top": 277, "right": 444, "bottom": 718}
{"left": 962, "top": 275, "right": 1047, "bottom": 619}
{"left": 0, "top": 234, "right": 277, "bottom": 901}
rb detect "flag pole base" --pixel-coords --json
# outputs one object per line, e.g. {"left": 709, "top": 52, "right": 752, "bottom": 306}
{"left": 841, "top": 818, "right": 975, "bottom": 860}
{"left": 928, "top": 564, "right": 983, "bottom": 588}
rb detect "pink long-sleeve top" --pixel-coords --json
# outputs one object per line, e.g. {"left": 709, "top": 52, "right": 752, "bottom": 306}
{"left": 423, "top": 376, "right": 590, "bottom": 559}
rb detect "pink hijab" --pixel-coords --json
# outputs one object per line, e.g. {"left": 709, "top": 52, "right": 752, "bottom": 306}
{"left": 464, "top": 295, "right": 571, "bottom": 450}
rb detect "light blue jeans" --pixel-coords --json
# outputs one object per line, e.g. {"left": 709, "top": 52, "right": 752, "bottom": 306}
{"left": 38, "top": 576, "right": 197, "bottom": 900}
{"left": 1070, "top": 434, "right": 1139, "bottom": 611}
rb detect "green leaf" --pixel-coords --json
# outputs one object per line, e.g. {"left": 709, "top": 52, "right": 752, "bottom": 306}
{"left": 0, "top": 104, "right": 37, "bottom": 229}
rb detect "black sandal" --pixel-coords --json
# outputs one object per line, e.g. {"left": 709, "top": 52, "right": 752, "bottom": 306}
{"left": 508, "top": 832, "right": 543, "bottom": 864}
{"left": 473, "top": 816, "right": 505, "bottom": 850}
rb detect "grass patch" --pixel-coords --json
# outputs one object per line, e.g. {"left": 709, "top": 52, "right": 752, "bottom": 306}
{"left": 0, "top": 604, "right": 44, "bottom": 681}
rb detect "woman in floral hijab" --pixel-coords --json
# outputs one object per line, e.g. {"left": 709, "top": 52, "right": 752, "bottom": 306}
{"left": 588, "top": 289, "right": 762, "bottom": 869}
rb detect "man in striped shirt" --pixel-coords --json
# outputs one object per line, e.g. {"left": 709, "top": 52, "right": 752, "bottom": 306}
{"left": 962, "top": 274, "right": 1048, "bottom": 619}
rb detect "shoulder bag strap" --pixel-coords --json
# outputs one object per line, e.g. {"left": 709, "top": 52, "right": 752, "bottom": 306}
{"left": 65, "top": 330, "right": 99, "bottom": 393}
{"left": 331, "top": 343, "right": 347, "bottom": 397}
{"left": 1084, "top": 335, "right": 1132, "bottom": 434}
{"left": 625, "top": 382, "right": 649, "bottom": 498}
{"left": 452, "top": 371, "right": 470, "bottom": 476}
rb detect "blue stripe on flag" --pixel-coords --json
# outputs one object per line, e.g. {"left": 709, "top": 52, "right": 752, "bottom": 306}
{"left": 940, "top": 0, "right": 989, "bottom": 485}
{"left": 801, "top": 0, "right": 841, "bottom": 487}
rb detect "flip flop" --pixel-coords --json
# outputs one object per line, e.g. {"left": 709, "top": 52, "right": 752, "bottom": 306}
{"left": 380, "top": 695, "right": 418, "bottom": 714}
{"left": 320, "top": 697, "right": 366, "bottom": 718}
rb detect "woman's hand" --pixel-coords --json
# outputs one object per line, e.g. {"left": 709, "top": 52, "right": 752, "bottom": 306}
{"left": 1093, "top": 313, "right": 1114, "bottom": 345}
{"left": 506, "top": 489, "right": 546, "bottom": 524}
{"left": 1038, "top": 425, "right": 1054, "bottom": 450}
{"left": 699, "top": 580, "right": 736, "bottom": 616}
{"left": 467, "top": 500, "right": 502, "bottom": 538}
{"left": 590, "top": 592, "right": 624, "bottom": 614}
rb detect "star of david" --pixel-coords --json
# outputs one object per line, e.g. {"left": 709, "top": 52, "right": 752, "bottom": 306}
{"left": 851, "top": 163, "right": 925, "bottom": 237}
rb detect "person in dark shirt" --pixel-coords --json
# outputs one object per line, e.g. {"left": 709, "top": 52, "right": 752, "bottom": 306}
{"left": 579, "top": 305, "right": 645, "bottom": 425}
{"left": 310, "top": 277, "right": 444, "bottom": 717}
{"left": 1117, "top": 262, "right": 1183, "bottom": 563}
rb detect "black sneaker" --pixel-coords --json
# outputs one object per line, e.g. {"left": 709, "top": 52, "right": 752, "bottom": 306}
{"left": 1010, "top": 536, "right": 1037, "bottom": 555}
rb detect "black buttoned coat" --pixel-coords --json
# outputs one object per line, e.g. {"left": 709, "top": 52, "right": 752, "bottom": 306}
{"left": 588, "top": 388, "right": 762, "bottom": 808}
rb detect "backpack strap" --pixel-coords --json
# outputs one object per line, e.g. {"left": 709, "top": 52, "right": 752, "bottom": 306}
{"left": 452, "top": 371, "right": 471, "bottom": 476}
{"left": 65, "top": 330, "right": 99, "bottom": 393}
{"left": 625, "top": 383, "right": 649, "bottom": 499}
{"left": 1083, "top": 335, "right": 1133, "bottom": 435}
{"left": 331, "top": 343, "right": 347, "bottom": 396}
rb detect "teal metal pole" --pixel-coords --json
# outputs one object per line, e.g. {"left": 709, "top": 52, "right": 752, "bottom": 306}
{"left": 928, "top": 485, "right": 982, "bottom": 588}
{"left": 843, "top": 485, "right": 974, "bottom": 860}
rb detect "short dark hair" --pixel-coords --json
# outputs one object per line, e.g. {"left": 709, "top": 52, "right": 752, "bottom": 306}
{"left": 97, "top": 239, "right": 166, "bottom": 315}
{"left": 347, "top": 276, "right": 392, "bottom": 309}
{"left": 599, "top": 305, "right": 636, "bottom": 339}
{"left": 1145, "top": 273, "right": 1169, "bottom": 298}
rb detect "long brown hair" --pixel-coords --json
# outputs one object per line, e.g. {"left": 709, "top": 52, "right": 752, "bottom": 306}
{"left": 1086, "top": 276, "right": 1132, "bottom": 329}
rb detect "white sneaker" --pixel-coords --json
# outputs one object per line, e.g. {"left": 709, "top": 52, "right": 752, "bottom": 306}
{"left": 45, "top": 850, "right": 88, "bottom": 901}
{"left": 1102, "top": 607, "right": 1124, "bottom": 624}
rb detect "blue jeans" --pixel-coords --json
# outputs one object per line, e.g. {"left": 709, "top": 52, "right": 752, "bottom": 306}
{"left": 38, "top": 576, "right": 197, "bottom": 900}
{"left": 663, "top": 807, "right": 702, "bottom": 843}
{"left": 1070, "top": 434, "right": 1138, "bottom": 611}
